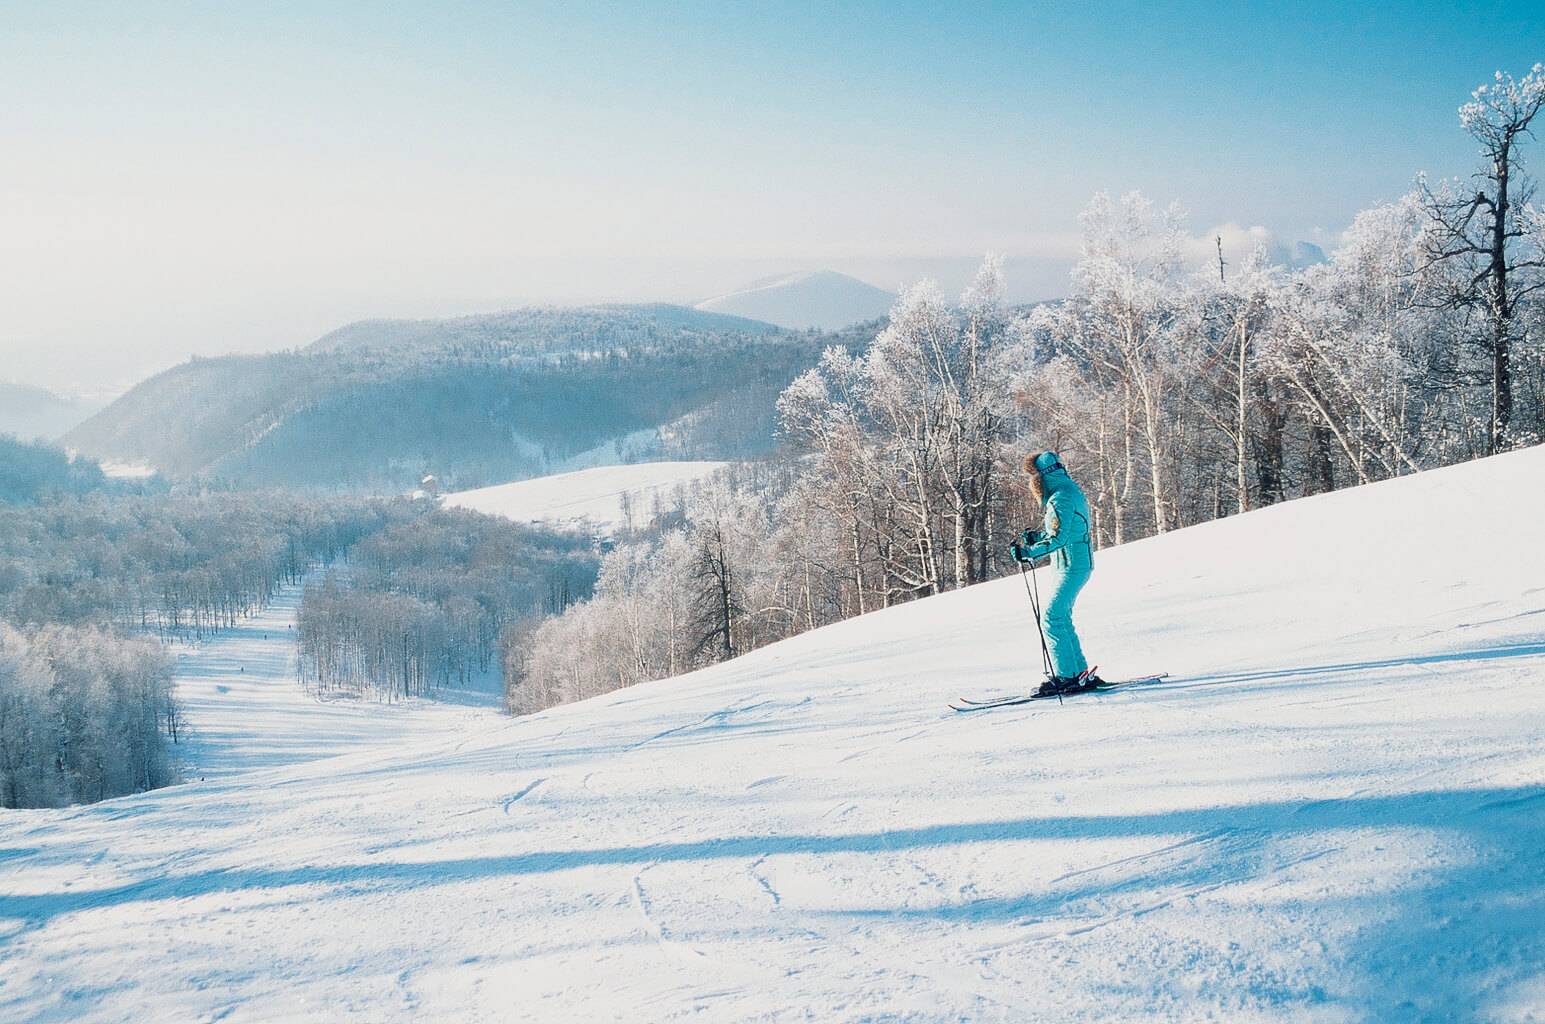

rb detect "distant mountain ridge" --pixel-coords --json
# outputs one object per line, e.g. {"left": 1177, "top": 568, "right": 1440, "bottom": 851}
{"left": 308, "top": 303, "right": 779, "bottom": 357}
{"left": 695, "top": 270, "right": 895, "bottom": 330}
{"left": 1285, "top": 241, "right": 1328, "bottom": 268}
{"left": 0, "top": 381, "right": 104, "bottom": 441}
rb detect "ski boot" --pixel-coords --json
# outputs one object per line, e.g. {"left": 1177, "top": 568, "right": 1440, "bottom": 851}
{"left": 1035, "top": 675, "right": 1084, "bottom": 698}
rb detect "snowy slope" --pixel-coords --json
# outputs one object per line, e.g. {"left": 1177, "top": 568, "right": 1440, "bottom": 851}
{"left": 4, "top": 447, "right": 1545, "bottom": 1022}
{"left": 443, "top": 461, "right": 727, "bottom": 532}
{"left": 170, "top": 582, "right": 493, "bottom": 782}
{"left": 695, "top": 270, "right": 895, "bottom": 330}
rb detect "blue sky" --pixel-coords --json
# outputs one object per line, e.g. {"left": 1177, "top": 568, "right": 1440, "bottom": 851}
{"left": 2, "top": 1, "right": 1542, "bottom": 391}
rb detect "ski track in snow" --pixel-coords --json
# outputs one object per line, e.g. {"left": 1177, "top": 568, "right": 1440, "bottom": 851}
{"left": 4, "top": 448, "right": 1545, "bottom": 1021}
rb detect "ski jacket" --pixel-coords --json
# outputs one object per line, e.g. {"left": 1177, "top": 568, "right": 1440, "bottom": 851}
{"left": 1024, "top": 465, "right": 1093, "bottom": 572}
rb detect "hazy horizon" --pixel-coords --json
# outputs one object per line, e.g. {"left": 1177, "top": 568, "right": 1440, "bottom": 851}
{"left": 4, "top": 1, "right": 1543, "bottom": 395}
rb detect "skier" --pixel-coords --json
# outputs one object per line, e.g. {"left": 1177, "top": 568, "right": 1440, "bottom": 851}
{"left": 1010, "top": 450, "right": 1102, "bottom": 696}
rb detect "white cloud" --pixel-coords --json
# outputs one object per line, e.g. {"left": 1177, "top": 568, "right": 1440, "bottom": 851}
{"left": 1182, "top": 222, "right": 1327, "bottom": 274}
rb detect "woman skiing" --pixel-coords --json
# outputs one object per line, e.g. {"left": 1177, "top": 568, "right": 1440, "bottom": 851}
{"left": 1010, "top": 450, "right": 1101, "bottom": 696}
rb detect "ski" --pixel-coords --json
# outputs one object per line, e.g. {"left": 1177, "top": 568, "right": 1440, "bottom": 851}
{"left": 950, "top": 673, "right": 1168, "bottom": 712}
{"left": 949, "top": 694, "right": 1039, "bottom": 712}
{"left": 1084, "top": 672, "right": 1168, "bottom": 692}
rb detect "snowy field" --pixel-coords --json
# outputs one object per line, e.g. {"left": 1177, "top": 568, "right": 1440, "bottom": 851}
{"left": 443, "top": 461, "right": 727, "bottom": 533}
{"left": 96, "top": 458, "right": 158, "bottom": 480}
{"left": 3, "top": 447, "right": 1545, "bottom": 1022}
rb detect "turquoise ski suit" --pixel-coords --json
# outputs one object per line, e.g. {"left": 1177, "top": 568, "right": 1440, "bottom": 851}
{"left": 1022, "top": 461, "right": 1093, "bottom": 679}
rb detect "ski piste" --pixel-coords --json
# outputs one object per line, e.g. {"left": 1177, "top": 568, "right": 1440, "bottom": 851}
{"left": 950, "top": 672, "right": 1169, "bottom": 712}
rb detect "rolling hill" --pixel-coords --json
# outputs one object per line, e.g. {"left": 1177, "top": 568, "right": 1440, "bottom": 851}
{"left": 308, "top": 303, "right": 779, "bottom": 356}
{"left": 3, "top": 445, "right": 1542, "bottom": 1020}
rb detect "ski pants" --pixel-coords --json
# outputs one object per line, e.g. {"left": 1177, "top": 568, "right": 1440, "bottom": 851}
{"left": 1043, "top": 563, "right": 1090, "bottom": 679}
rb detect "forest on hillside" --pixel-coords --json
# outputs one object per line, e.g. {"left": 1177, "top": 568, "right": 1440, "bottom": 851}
{"left": 210, "top": 339, "right": 848, "bottom": 491}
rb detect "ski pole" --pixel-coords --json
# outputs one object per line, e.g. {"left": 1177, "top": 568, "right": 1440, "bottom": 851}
{"left": 1019, "top": 559, "right": 1054, "bottom": 679}
{"left": 1023, "top": 559, "right": 1066, "bottom": 704}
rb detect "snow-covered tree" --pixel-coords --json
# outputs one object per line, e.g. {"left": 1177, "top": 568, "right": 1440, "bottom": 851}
{"left": 1421, "top": 63, "right": 1545, "bottom": 452}
{"left": 0, "top": 622, "right": 177, "bottom": 809}
{"left": 1016, "top": 192, "right": 1193, "bottom": 537}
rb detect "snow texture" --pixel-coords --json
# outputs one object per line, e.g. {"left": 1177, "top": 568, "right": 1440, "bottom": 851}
{"left": 442, "top": 461, "right": 727, "bottom": 533}
{"left": 95, "top": 459, "right": 159, "bottom": 480}
{"left": 3, "top": 446, "right": 1545, "bottom": 1022}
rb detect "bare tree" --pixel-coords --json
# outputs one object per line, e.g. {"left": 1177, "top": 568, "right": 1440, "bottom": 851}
{"left": 1422, "top": 63, "right": 1545, "bottom": 452}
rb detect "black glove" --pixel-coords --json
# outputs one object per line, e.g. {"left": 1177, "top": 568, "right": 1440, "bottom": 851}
{"left": 1021, "top": 528, "right": 1045, "bottom": 547}
{"left": 1009, "top": 541, "right": 1025, "bottom": 563}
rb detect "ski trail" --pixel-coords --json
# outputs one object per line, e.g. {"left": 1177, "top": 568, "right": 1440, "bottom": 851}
{"left": 1050, "top": 827, "right": 1236, "bottom": 884}
{"left": 6, "top": 444, "right": 1545, "bottom": 1022}
{"left": 630, "top": 865, "right": 707, "bottom": 962}
{"left": 172, "top": 578, "right": 490, "bottom": 782}
{"left": 500, "top": 778, "right": 547, "bottom": 814}
{"left": 747, "top": 856, "right": 781, "bottom": 907}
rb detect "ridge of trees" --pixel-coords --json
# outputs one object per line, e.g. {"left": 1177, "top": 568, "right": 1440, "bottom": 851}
{"left": 307, "top": 302, "right": 781, "bottom": 356}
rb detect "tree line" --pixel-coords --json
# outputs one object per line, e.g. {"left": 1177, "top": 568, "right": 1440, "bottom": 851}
{"left": 0, "top": 623, "right": 177, "bottom": 808}
{"left": 0, "top": 433, "right": 153, "bottom": 504}
{"left": 504, "top": 64, "right": 1545, "bottom": 713}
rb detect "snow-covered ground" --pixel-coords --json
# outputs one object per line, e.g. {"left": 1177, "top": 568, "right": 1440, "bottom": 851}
{"left": 96, "top": 458, "right": 158, "bottom": 480}
{"left": 4, "top": 447, "right": 1545, "bottom": 1022}
{"left": 170, "top": 582, "right": 493, "bottom": 782}
{"left": 443, "top": 460, "right": 726, "bottom": 532}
